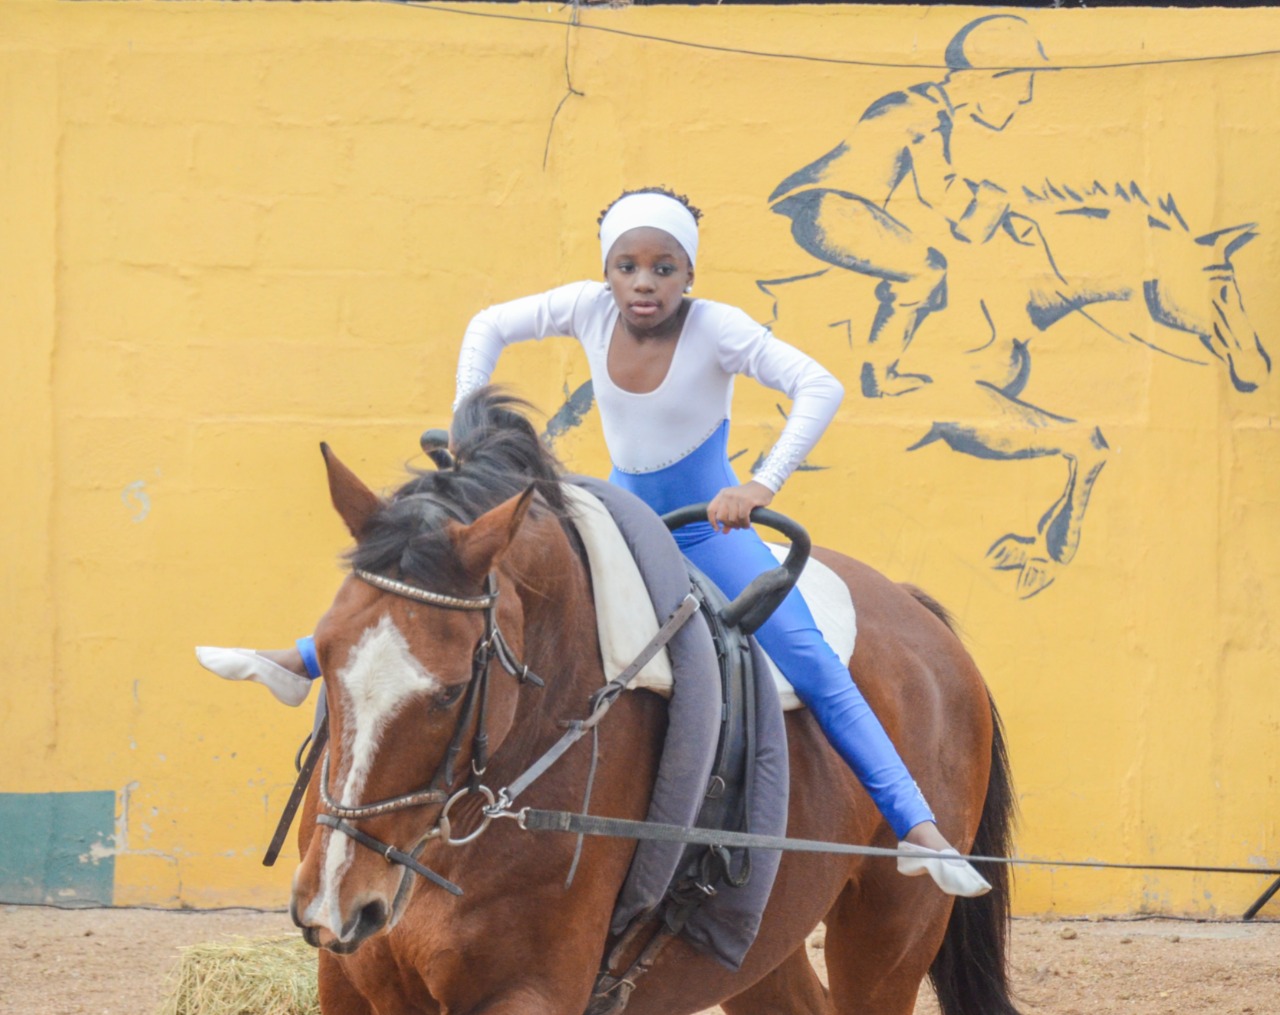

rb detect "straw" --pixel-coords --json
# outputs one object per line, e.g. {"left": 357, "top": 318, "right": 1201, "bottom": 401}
{"left": 156, "top": 935, "right": 320, "bottom": 1015}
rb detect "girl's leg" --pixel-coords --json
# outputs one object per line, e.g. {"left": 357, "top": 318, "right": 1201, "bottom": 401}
{"left": 682, "top": 528, "right": 989, "bottom": 895}
{"left": 685, "top": 527, "right": 931, "bottom": 836}
{"left": 194, "top": 635, "right": 320, "bottom": 707}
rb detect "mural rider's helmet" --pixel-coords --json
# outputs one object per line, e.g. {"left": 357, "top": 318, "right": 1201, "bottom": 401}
{"left": 944, "top": 15, "right": 1051, "bottom": 131}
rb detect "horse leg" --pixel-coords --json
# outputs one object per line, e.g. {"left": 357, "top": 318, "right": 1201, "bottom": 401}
{"left": 721, "top": 942, "right": 833, "bottom": 1015}
{"left": 822, "top": 874, "right": 953, "bottom": 1015}
{"left": 908, "top": 380, "right": 1108, "bottom": 597}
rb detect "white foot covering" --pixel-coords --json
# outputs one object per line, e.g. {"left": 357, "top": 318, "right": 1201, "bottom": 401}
{"left": 897, "top": 842, "right": 993, "bottom": 897}
{"left": 195, "top": 647, "right": 312, "bottom": 707}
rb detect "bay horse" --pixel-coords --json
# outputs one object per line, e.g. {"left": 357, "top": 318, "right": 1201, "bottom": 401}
{"left": 289, "top": 388, "right": 1019, "bottom": 1015}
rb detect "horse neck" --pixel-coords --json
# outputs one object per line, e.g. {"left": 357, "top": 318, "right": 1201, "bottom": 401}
{"left": 494, "top": 510, "right": 603, "bottom": 757}
{"left": 1017, "top": 185, "right": 1193, "bottom": 270}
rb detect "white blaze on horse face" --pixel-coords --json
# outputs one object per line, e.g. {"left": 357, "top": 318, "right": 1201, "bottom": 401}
{"left": 306, "top": 615, "right": 440, "bottom": 937}
{"left": 334, "top": 614, "right": 442, "bottom": 810}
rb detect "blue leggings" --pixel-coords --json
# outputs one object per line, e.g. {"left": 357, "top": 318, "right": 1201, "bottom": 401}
{"left": 612, "top": 422, "right": 934, "bottom": 839}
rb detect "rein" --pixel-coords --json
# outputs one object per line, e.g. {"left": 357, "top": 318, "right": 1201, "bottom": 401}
{"left": 503, "top": 809, "right": 1280, "bottom": 880}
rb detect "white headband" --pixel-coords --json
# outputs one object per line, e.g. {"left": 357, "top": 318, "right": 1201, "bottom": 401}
{"left": 599, "top": 193, "right": 699, "bottom": 270}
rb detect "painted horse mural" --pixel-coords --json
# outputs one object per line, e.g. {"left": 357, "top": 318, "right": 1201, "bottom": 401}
{"left": 544, "top": 178, "right": 1267, "bottom": 600}
{"left": 759, "top": 12, "right": 1270, "bottom": 598}
{"left": 764, "top": 180, "right": 1268, "bottom": 598}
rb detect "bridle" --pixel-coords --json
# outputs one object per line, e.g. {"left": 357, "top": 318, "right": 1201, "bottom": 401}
{"left": 314, "top": 566, "right": 544, "bottom": 896}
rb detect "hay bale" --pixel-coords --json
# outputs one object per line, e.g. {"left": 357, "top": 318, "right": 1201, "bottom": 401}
{"left": 156, "top": 935, "right": 320, "bottom": 1015}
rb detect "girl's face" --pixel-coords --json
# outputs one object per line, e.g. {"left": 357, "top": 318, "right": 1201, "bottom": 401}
{"left": 604, "top": 227, "right": 694, "bottom": 336}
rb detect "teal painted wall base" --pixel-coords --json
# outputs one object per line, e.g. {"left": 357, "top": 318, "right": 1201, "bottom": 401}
{"left": 0, "top": 791, "right": 115, "bottom": 905}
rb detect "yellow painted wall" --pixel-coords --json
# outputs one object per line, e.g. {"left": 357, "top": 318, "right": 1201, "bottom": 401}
{"left": 2, "top": 0, "right": 1278, "bottom": 916}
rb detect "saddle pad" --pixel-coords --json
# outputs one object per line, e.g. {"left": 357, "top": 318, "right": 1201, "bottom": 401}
{"left": 562, "top": 485, "right": 857, "bottom": 711}
{"left": 566, "top": 477, "right": 787, "bottom": 972}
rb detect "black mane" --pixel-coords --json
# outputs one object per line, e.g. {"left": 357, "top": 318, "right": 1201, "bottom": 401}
{"left": 347, "top": 387, "right": 570, "bottom": 590}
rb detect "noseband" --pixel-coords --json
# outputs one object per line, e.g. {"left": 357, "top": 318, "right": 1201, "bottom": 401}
{"left": 315, "top": 567, "right": 543, "bottom": 896}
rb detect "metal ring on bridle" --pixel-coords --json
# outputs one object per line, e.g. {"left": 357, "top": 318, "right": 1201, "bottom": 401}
{"left": 438, "top": 785, "right": 496, "bottom": 846}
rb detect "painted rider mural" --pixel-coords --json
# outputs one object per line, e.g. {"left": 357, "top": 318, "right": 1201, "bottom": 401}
{"left": 764, "top": 14, "right": 1269, "bottom": 598}
{"left": 769, "top": 13, "right": 1051, "bottom": 400}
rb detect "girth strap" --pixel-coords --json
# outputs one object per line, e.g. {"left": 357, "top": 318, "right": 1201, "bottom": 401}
{"left": 678, "top": 564, "right": 756, "bottom": 889}
{"left": 587, "top": 567, "right": 759, "bottom": 1013}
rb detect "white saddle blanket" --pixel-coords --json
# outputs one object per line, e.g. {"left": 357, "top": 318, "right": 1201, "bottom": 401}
{"left": 563, "top": 485, "right": 856, "bottom": 712}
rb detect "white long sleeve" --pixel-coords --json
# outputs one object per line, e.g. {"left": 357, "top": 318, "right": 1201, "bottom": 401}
{"left": 451, "top": 282, "right": 843, "bottom": 492}
{"left": 454, "top": 282, "right": 596, "bottom": 409}
{"left": 715, "top": 307, "right": 844, "bottom": 492}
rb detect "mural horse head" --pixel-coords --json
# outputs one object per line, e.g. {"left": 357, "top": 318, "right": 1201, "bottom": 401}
{"left": 1017, "top": 182, "right": 1270, "bottom": 393}
{"left": 288, "top": 388, "right": 1021, "bottom": 1015}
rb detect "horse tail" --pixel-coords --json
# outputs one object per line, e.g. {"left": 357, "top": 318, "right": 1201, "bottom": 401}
{"left": 928, "top": 692, "right": 1021, "bottom": 1015}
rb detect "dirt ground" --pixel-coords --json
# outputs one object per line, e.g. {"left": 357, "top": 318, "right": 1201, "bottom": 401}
{"left": 2, "top": 904, "right": 1277, "bottom": 1015}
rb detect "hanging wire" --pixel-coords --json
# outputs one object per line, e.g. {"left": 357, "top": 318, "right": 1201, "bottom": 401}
{"left": 543, "top": 0, "right": 586, "bottom": 170}
{"left": 373, "top": 0, "right": 1280, "bottom": 72}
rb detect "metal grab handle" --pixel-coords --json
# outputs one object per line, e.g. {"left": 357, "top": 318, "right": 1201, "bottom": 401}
{"left": 660, "top": 504, "right": 811, "bottom": 636}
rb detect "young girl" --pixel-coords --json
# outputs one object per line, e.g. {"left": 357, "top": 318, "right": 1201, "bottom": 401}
{"left": 197, "top": 188, "right": 989, "bottom": 896}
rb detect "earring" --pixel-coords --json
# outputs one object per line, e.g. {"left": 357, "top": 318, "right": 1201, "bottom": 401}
{"left": 684, "top": 284, "right": 693, "bottom": 293}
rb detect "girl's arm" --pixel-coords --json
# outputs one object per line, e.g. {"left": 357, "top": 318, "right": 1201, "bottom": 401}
{"left": 453, "top": 282, "right": 596, "bottom": 409}
{"left": 719, "top": 309, "right": 845, "bottom": 494}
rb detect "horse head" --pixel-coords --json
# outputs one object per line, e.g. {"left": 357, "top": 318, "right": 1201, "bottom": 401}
{"left": 1146, "top": 222, "right": 1270, "bottom": 392}
{"left": 290, "top": 400, "right": 561, "bottom": 954}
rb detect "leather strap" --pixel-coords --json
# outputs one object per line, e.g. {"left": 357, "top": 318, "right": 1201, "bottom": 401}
{"left": 520, "top": 810, "right": 1280, "bottom": 875}
{"left": 316, "top": 814, "right": 463, "bottom": 895}
{"left": 263, "top": 707, "right": 329, "bottom": 868}
{"left": 497, "top": 593, "right": 699, "bottom": 808}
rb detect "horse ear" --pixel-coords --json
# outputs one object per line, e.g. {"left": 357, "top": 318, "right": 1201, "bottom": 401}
{"left": 454, "top": 485, "right": 537, "bottom": 579}
{"left": 320, "top": 442, "right": 381, "bottom": 539}
{"left": 1195, "top": 223, "right": 1258, "bottom": 261}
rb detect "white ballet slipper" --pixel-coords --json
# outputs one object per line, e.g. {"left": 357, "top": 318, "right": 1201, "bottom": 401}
{"left": 896, "top": 842, "right": 992, "bottom": 898}
{"left": 195, "top": 647, "right": 312, "bottom": 708}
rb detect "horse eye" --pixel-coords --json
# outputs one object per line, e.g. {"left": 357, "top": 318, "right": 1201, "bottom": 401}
{"left": 434, "top": 685, "right": 465, "bottom": 710}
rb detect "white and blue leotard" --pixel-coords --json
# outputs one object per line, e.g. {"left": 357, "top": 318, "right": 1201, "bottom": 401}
{"left": 454, "top": 281, "right": 934, "bottom": 838}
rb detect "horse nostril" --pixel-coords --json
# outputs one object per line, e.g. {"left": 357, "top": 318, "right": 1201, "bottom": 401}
{"left": 343, "top": 898, "right": 389, "bottom": 945}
